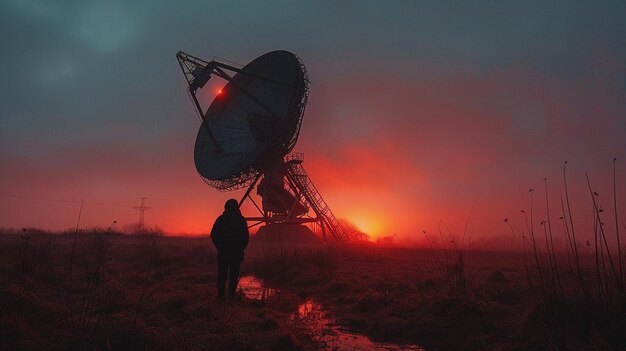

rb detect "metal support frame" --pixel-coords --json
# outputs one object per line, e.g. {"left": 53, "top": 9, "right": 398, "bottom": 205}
{"left": 232, "top": 156, "right": 341, "bottom": 241}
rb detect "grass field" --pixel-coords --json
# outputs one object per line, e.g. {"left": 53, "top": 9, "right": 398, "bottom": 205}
{"left": 1, "top": 229, "right": 625, "bottom": 350}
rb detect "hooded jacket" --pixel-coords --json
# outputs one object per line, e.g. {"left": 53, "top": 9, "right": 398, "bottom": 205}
{"left": 210, "top": 207, "right": 249, "bottom": 261}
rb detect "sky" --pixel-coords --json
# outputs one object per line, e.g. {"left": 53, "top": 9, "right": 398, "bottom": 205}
{"left": 1, "top": 1, "right": 625, "bottom": 245}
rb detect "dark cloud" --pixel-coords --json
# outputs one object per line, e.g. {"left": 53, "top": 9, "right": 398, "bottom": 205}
{"left": 1, "top": 1, "right": 625, "bottom": 237}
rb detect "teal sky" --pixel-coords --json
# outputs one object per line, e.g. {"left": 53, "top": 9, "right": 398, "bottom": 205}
{"left": 1, "top": 1, "right": 625, "bottom": 242}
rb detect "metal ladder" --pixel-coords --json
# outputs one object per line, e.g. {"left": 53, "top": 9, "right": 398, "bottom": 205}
{"left": 286, "top": 159, "right": 345, "bottom": 240}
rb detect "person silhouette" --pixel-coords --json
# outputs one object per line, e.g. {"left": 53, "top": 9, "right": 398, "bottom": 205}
{"left": 210, "top": 198, "right": 249, "bottom": 301}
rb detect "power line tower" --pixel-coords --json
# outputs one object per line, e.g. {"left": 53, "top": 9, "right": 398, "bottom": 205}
{"left": 133, "top": 197, "right": 151, "bottom": 227}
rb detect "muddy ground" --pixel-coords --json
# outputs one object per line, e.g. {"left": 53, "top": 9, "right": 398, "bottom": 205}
{"left": 1, "top": 231, "right": 624, "bottom": 350}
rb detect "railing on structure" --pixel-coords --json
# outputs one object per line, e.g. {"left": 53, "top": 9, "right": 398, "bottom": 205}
{"left": 286, "top": 158, "right": 344, "bottom": 241}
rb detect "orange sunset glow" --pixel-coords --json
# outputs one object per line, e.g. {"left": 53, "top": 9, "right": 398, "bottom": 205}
{"left": 0, "top": 2, "right": 624, "bottom": 248}
{"left": 3, "top": 2, "right": 626, "bottom": 350}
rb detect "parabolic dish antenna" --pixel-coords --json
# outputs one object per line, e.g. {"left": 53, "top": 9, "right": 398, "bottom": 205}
{"left": 177, "top": 50, "right": 345, "bottom": 240}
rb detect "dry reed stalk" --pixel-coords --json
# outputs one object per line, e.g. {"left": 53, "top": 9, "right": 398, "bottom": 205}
{"left": 526, "top": 189, "right": 547, "bottom": 301}
{"left": 543, "top": 178, "right": 563, "bottom": 296}
{"left": 78, "top": 223, "right": 114, "bottom": 332}
{"left": 506, "top": 219, "right": 534, "bottom": 292}
{"left": 559, "top": 200, "right": 575, "bottom": 273}
{"left": 562, "top": 162, "right": 591, "bottom": 303}
{"left": 68, "top": 198, "right": 84, "bottom": 316}
{"left": 540, "top": 221, "right": 556, "bottom": 292}
{"left": 586, "top": 173, "right": 622, "bottom": 302}
{"left": 593, "top": 198, "right": 604, "bottom": 301}
{"left": 613, "top": 158, "right": 623, "bottom": 294}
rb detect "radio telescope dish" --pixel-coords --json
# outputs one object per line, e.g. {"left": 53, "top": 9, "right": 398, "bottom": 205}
{"left": 177, "top": 50, "right": 345, "bottom": 241}
{"left": 192, "top": 51, "right": 308, "bottom": 190}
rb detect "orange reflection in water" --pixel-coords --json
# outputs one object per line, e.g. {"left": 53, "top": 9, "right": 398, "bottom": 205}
{"left": 238, "top": 275, "right": 279, "bottom": 301}
{"left": 292, "top": 298, "right": 424, "bottom": 351}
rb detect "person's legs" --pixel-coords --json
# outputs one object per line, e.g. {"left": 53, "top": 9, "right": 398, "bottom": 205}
{"left": 217, "top": 255, "right": 228, "bottom": 298}
{"left": 228, "top": 259, "right": 241, "bottom": 299}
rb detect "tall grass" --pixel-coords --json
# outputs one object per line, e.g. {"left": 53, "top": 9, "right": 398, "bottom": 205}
{"left": 429, "top": 214, "right": 473, "bottom": 299}
{"left": 613, "top": 158, "right": 623, "bottom": 294}
{"left": 505, "top": 218, "right": 534, "bottom": 291}
{"left": 562, "top": 161, "right": 591, "bottom": 303}
{"left": 543, "top": 178, "right": 563, "bottom": 296}
{"left": 497, "top": 160, "right": 626, "bottom": 348}
{"left": 77, "top": 223, "right": 116, "bottom": 332}
{"left": 586, "top": 173, "right": 623, "bottom": 303}
{"left": 526, "top": 189, "right": 548, "bottom": 300}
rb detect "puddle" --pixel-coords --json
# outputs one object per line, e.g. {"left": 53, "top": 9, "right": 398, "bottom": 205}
{"left": 292, "top": 299, "right": 424, "bottom": 351}
{"left": 238, "top": 275, "right": 279, "bottom": 301}
{"left": 239, "top": 276, "right": 424, "bottom": 350}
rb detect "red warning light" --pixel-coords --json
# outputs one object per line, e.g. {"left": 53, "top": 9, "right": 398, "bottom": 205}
{"left": 217, "top": 89, "right": 223, "bottom": 96}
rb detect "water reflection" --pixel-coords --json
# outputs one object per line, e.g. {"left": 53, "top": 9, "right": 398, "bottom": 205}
{"left": 292, "top": 299, "right": 424, "bottom": 351}
{"left": 238, "top": 275, "right": 279, "bottom": 301}
{"left": 239, "top": 276, "right": 424, "bottom": 350}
